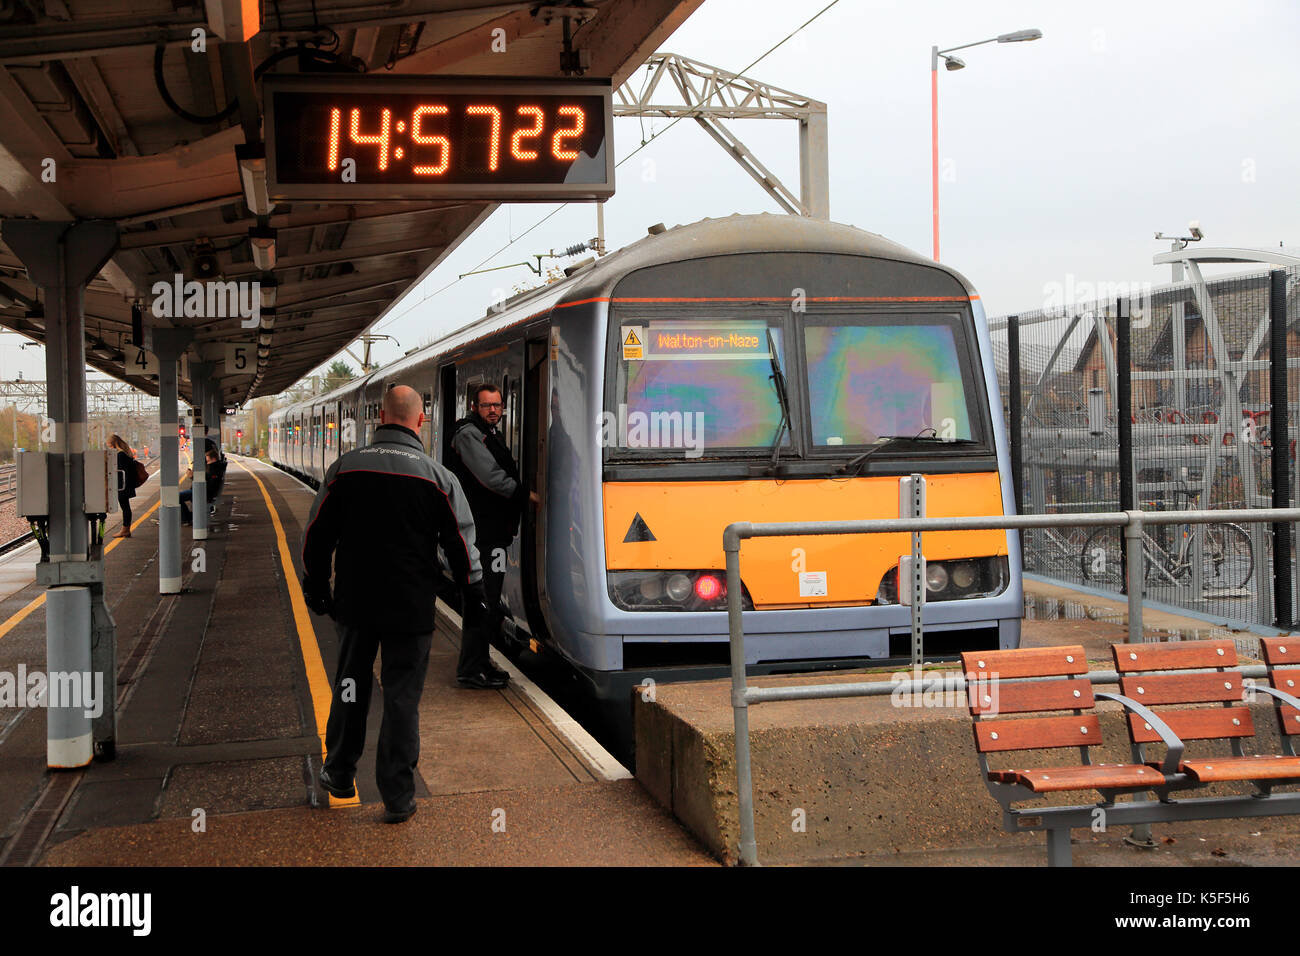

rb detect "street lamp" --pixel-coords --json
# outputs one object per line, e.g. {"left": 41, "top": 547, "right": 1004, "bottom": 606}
{"left": 931, "top": 28, "right": 1042, "bottom": 261}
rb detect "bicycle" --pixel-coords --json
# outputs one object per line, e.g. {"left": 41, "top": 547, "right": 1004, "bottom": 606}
{"left": 1079, "top": 492, "right": 1254, "bottom": 591}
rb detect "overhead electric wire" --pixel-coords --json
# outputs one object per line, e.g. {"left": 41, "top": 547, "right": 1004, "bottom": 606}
{"left": 374, "top": 0, "right": 842, "bottom": 337}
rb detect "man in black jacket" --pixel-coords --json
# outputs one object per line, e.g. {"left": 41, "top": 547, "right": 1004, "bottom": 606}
{"left": 302, "top": 384, "right": 485, "bottom": 823}
{"left": 449, "top": 383, "right": 534, "bottom": 689}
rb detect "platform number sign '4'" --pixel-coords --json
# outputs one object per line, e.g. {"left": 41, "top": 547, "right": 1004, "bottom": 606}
{"left": 225, "top": 343, "right": 253, "bottom": 374}
{"left": 126, "top": 346, "right": 159, "bottom": 376}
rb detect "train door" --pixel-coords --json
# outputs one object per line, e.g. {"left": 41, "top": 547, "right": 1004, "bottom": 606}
{"left": 521, "top": 336, "right": 550, "bottom": 639}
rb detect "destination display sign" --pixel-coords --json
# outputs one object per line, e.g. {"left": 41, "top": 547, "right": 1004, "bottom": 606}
{"left": 623, "top": 320, "right": 772, "bottom": 361}
{"left": 264, "top": 74, "right": 614, "bottom": 201}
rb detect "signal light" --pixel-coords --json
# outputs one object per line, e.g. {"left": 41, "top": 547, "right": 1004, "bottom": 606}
{"left": 178, "top": 425, "right": 187, "bottom": 438}
{"left": 236, "top": 429, "right": 243, "bottom": 439}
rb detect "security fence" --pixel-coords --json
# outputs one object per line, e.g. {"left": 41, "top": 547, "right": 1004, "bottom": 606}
{"left": 990, "top": 263, "right": 1300, "bottom": 628}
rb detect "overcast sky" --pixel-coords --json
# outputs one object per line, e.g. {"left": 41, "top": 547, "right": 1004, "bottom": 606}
{"left": 6, "top": 0, "right": 1298, "bottom": 388}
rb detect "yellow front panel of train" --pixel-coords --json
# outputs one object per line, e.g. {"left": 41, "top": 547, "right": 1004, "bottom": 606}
{"left": 603, "top": 473, "right": 1007, "bottom": 607}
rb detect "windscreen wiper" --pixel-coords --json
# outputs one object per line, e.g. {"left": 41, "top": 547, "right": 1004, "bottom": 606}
{"left": 837, "top": 429, "right": 977, "bottom": 477}
{"left": 766, "top": 328, "right": 792, "bottom": 472}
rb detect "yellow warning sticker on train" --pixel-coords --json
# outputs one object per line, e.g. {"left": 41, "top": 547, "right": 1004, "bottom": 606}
{"left": 621, "top": 326, "right": 644, "bottom": 360}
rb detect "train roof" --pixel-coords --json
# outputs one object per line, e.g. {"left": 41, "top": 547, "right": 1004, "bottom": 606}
{"left": 270, "top": 214, "right": 977, "bottom": 420}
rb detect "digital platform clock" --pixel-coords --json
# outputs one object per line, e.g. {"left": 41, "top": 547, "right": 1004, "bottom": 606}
{"left": 263, "top": 75, "right": 614, "bottom": 201}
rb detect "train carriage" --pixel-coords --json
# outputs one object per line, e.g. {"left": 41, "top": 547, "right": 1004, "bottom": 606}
{"left": 270, "top": 214, "right": 1022, "bottom": 734}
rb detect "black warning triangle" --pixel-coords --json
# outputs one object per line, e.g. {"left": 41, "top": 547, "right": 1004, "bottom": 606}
{"left": 624, "top": 328, "right": 641, "bottom": 346}
{"left": 624, "top": 512, "right": 656, "bottom": 543}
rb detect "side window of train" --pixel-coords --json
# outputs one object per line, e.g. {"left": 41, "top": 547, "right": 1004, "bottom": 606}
{"left": 506, "top": 374, "right": 520, "bottom": 457}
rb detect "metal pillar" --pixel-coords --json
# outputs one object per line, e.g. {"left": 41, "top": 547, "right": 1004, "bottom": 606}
{"left": 1116, "top": 299, "right": 1134, "bottom": 591}
{"left": 190, "top": 366, "right": 212, "bottom": 541}
{"left": 2, "top": 220, "right": 118, "bottom": 767}
{"left": 1270, "top": 270, "right": 1292, "bottom": 627}
{"left": 798, "top": 109, "right": 830, "bottom": 219}
{"left": 1007, "top": 316, "right": 1023, "bottom": 514}
{"left": 147, "top": 329, "right": 192, "bottom": 594}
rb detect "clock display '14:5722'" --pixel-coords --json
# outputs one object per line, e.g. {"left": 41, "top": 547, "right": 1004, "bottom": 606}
{"left": 264, "top": 77, "right": 613, "bottom": 201}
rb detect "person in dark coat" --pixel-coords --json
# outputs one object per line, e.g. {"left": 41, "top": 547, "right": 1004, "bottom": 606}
{"left": 302, "top": 384, "right": 485, "bottom": 823}
{"left": 109, "top": 434, "right": 138, "bottom": 539}
{"left": 448, "top": 383, "right": 538, "bottom": 689}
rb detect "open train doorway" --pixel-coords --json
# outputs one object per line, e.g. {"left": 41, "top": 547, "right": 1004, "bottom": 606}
{"left": 439, "top": 363, "right": 458, "bottom": 465}
{"left": 521, "top": 337, "right": 550, "bottom": 640}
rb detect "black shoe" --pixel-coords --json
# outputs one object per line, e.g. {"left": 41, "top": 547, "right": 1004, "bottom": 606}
{"left": 484, "top": 663, "right": 511, "bottom": 682}
{"left": 319, "top": 768, "right": 355, "bottom": 799}
{"left": 457, "top": 669, "right": 507, "bottom": 689}
{"left": 382, "top": 803, "right": 417, "bottom": 824}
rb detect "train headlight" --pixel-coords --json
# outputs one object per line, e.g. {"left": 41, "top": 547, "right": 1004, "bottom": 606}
{"left": 925, "top": 564, "right": 949, "bottom": 593}
{"left": 951, "top": 560, "right": 978, "bottom": 590}
{"left": 608, "top": 571, "right": 753, "bottom": 611}
{"left": 875, "top": 556, "right": 1009, "bottom": 604}
{"left": 665, "top": 573, "right": 693, "bottom": 602}
{"left": 639, "top": 576, "right": 664, "bottom": 601}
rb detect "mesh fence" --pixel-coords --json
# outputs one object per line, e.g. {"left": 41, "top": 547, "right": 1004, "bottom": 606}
{"left": 991, "top": 265, "right": 1300, "bottom": 628}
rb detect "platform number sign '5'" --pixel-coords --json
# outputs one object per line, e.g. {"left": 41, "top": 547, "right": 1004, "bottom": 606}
{"left": 225, "top": 343, "right": 253, "bottom": 374}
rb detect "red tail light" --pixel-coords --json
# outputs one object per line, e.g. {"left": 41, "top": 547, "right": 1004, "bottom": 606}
{"left": 694, "top": 574, "right": 723, "bottom": 601}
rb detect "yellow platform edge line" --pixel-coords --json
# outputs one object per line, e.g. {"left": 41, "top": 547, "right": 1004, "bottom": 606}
{"left": 231, "top": 457, "right": 358, "bottom": 807}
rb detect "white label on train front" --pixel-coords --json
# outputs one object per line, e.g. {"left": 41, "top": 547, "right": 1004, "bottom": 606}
{"left": 799, "top": 571, "right": 828, "bottom": 597}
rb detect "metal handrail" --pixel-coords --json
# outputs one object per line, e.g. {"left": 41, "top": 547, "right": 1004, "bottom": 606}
{"left": 722, "top": 501, "right": 1300, "bottom": 866}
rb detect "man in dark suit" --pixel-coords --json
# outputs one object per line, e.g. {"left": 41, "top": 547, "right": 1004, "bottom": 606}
{"left": 302, "top": 385, "right": 485, "bottom": 823}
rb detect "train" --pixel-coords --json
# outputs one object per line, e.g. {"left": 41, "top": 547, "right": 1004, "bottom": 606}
{"left": 269, "top": 213, "right": 1022, "bottom": 736}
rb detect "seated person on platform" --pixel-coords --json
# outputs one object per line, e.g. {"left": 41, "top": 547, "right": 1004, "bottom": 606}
{"left": 180, "top": 448, "right": 220, "bottom": 526}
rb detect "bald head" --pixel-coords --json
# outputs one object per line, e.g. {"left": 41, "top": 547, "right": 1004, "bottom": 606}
{"left": 382, "top": 385, "right": 424, "bottom": 431}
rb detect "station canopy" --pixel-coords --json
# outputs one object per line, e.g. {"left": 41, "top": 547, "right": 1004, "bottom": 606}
{"left": 0, "top": 0, "right": 700, "bottom": 406}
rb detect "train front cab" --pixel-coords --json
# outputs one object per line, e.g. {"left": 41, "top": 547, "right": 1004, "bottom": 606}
{"left": 542, "top": 245, "right": 1023, "bottom": 709}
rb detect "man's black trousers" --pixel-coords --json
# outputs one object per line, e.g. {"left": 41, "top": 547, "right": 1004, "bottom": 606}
{"left": 458, "top": 535, "right": 508, "bottom": 677}
{"left": 324, "top": 622, "right": 432, "bottom": 811}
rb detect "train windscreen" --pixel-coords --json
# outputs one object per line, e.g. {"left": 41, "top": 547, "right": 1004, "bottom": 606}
{"left": 804, "top": 315, "right": 977, "bottom": 446}
{"left": 611, "top": 316, "right": 789, "bottom": 455}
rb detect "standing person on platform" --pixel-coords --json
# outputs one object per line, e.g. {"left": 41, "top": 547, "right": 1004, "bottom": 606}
{"left": 302, "top": 384, "right": 486, "bottom": 824}
{"left": 109, "top": 434, "right": 139, "bottom": 539}
{"left": 449, "top": 383, "right": 538, "bottom": 689}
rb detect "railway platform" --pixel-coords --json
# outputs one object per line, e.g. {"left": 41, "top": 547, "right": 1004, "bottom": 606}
{"left": 0, "top": 455, "right": 711, "bottom": 867}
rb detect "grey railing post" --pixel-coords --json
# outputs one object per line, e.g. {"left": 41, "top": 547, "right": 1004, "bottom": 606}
{"left": 1124, "top": 510, "right": 1144, "bottom": 643}
{"left": 725, "top": 522, "right": 759, "bottom": 866}
{"left": 905, "top": 474, "right": 926, "bottom": 672}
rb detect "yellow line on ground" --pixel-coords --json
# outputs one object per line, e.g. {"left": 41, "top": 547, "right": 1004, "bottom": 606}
{"left": 230, "top": 457, "right": 357, "bottom": 807}
{"left": 0, "top": 498, "right": 162, "bottom": 643}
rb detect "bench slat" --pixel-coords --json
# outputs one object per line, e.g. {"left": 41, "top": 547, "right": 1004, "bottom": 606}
{"left": 1261, "top": 638, "right": 1296, "bottom": 668}
{"left": 1128, "top": 706, "right": 1254, "bottom": 743}
{"left": 974, "top": 714, "right": 1102, "bottom": 752}
{"left": 960, "top": 646, "right": 1088, "bottom": 680}
{"left": 969, "top": 678, "right": 1094, "bottom": 716}
{"left": 1176, "top": 755, "right": 1300, "bottom": 783}
{"left": 1113, "top": 640, "right": 1237, "bottom": 673}
{"left": 1119, "top": 672, "right": 1244, "bottom": 705}
{"left": 1003, "top": 763, "right": 1161, "bottom": 793}
{"left": 1270, "top": 669, "right": 1300, "bottom": 695}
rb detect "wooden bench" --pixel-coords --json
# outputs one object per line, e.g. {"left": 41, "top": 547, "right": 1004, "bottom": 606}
{"left": 962, "top": 640, "right": 1300, "bottom": 866}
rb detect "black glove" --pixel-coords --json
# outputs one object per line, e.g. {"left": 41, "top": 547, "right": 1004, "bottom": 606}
{"left": 462, "top": 582, "right": 488, "bottom": 627}
{"left": 302, "top": 575, "right": 333, "bottom": 617}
